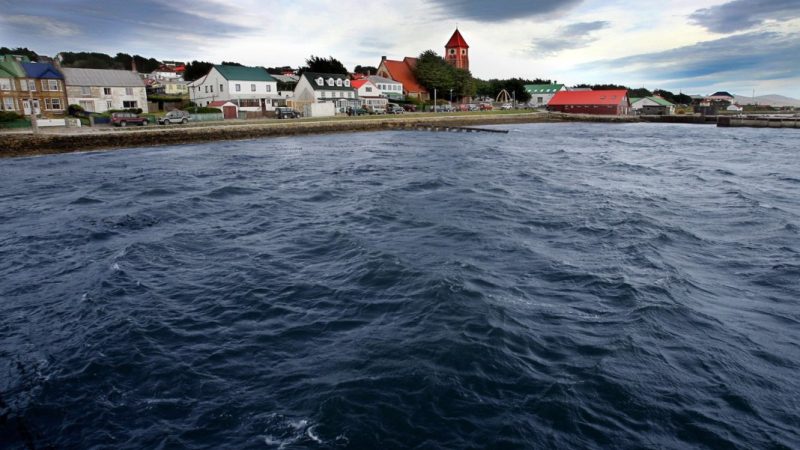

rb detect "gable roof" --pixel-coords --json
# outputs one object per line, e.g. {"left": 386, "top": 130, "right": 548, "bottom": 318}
{"left": 0, "top": 55, "right": 28, "bottom": 78}
{"left": 380, "top": 59, "right": 426, "bottom": 94}
{"left": 631, "top": 96, "right": 674, "bottom": 107}
{"left": 367, "top": 75, "right": 401, "bottom": 85}
{"left": 209, "top": 100, "right": 237, "bottom": 107}
{"left": 525, "top": 84, "right": 564, "bottom": 94}
{"left": 214, "top": 65, "right": 276, "bottom": 82}
{"left": 549, "top": 90, "right": 629, "bottom": 106}
{"left": 301, "top": 72, "right": 355, "bottom": 91}
{"left": 350, "top": 79, "right": 370, "bottom": 89}
{"left": 21, "top": 62, "right": 63, "bottom": 79}
{"left": 446, "top": 29, "right": 469, "bottom": 49}
{"left": 62, "top": 68, "right": 145, "bottom": 87}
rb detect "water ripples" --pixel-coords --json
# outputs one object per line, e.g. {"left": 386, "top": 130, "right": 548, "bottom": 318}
{"left": 1, "top": 123, "right": 799, "bottom": 449}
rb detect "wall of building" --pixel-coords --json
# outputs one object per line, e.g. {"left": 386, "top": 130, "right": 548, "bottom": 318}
{"left": 1, "top": 78, "right": 68, "bottom": 117}
{"left": 66, "top": 85, "right": 148, "bottom": 113}
{"left": 548, "top": 104, "right": 628, "bottom": 115}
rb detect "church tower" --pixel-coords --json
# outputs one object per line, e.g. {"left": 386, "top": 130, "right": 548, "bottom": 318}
{"left": 445, "top": 28, "right": 469, "bottom": 71}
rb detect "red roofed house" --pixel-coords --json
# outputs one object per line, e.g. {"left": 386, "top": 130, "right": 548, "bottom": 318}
{"left": 376, "top": 56, "right": 429, "bottom": 101}
{"left": 445, "top": 28, "right": 469, "bottom": 70}
{"left": 547, "top": 90, "right": 631, "bottom": 115}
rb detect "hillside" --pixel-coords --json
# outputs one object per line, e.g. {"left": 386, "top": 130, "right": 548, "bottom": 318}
{"left": 732, "top": 94, "right": 800, "bottom": 107}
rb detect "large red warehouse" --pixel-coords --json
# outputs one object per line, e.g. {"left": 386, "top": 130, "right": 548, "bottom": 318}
{"left": 547, "top": 90, "right": 631, "bottom": 115}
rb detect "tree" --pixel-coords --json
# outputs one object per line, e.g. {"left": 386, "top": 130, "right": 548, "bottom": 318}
{"left": 221, "top": 61, "right": 243, "bottom": 66}
{"left": 184, "top": 60, "right": 214, "bottom": 81}
{"left": 354, "top": 65, "right": 378, "bottom": 76}
{"left": 265, "top": 66, "right": 294, "bottom": 75}
{"left": 0, "top": 47, "right": 39, "bottom": 61}
{"left": 59, "top": 51, "right": 122, "bottom": 69}
{"left": 629, "top": 87, "right": 653, "bottom": 98}
{"left": 414, "top": 50, "right": 455, "bottom": 97}
{"left": 300, "top": 55, "right": 348, "bottom": 74}
{"left": 654, "top": 89, "right": 692, "bottom": 105}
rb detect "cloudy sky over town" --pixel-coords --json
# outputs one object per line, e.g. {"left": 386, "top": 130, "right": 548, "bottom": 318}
{"left": 1, "top": 0, "right": 799, "bottom": 97}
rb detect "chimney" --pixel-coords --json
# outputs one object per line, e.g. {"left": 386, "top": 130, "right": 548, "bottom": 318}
{"left": 381, "top": 56, "right": 387, "bottom": 61}
{"left": 131, "top": 58, "right": 138, "bottom": 73}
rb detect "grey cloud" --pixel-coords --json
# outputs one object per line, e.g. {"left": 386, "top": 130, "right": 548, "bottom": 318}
{"left": 530, "top": 21, "right": 610, "bottom": 55}
{"left": 582, "top": 31, "right": 800, "bottom": 87}
{"left": 690, "top": 0, "right": 800, "bottom": 33}
{"left": 427, "top": 0, "right": 583, "bottom": 22}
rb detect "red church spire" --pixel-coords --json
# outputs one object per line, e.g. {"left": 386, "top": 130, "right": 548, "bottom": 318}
{"left": 445, "top": 28, "right": 469, "bottom": 71}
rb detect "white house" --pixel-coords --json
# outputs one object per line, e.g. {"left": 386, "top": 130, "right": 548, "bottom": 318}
{"left": 292, "top": 72, "right": 359, "bottom": 112}
{"left": 62, "top": 68, "right": 148, "bottom": 113}
{"left": 630, "top": 96, "right": 675, "bottom": 115}
{"left": 727, "top": 104, "right": 744, "bottom": 112}
{"left": 351, "top": 79, "right": 387, "bottom": 110}
{"left": 524, "top": 84, "right": 566, "bottom": 108}
{"left": 189, "top": 64, "right": 279, "bottom": 112}
{"left": 367, "top": 75, "right": 404, "bottom": 101}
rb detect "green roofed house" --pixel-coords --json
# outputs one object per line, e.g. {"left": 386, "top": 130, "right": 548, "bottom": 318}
{"left": 188, "top": 64, "right": 279, "bottom": 115}
{"left": 630, "top": 96, "right": 675, "bottom": 116}
{"left": 524, "top": 83, "right": 566, "bottom": 107}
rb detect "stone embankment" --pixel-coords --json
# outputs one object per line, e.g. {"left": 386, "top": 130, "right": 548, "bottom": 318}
{"left": 0, "top": 113, "right": 638, "bottom": 158}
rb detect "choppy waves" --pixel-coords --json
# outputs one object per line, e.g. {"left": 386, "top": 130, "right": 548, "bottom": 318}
{"left": 1, "top": 124, "right": 799, "bottom": 449}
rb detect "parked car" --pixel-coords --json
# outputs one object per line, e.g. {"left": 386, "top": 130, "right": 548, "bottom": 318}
{"left": 158, "top": 110, "right": 190, "bottom": 125}
{"left": 275, "top": 107, "right": 301, "bottom": 119}
{"left": 479, "top": 103, "right": 494, "bottom": 111}
{"left": 402, "top": 104, "right": 417, "bottom": 112}
{"left": 500, "top": 103, "right": 513, "bottom": 110}
{"left": 387, "top": 104, "right": 405, "bottom": 114}
{"left": 468, "top": 104, "right": 479, "bottom": 111}
{"left": 368, "top": 105, "right": 386, "bottom": 114}
{"left": 111, "top": 112, "right": 149, "bottom": 127}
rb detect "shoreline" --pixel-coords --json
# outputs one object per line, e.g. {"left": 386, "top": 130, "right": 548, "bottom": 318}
{"left": 1, "top": 112, "right": 638, "bottom": 158}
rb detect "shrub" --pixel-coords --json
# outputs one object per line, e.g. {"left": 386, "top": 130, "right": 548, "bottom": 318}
{"left": 0, "top": 111, "right": 22, "bottom": 122}
{"left": 186, "top": 106, "right": 221, "bottom": 114}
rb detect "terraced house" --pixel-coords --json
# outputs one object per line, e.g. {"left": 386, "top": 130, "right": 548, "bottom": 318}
{"left": 0, "top": 55, "right": 68, "bottom": 117}
{"left": 62, "top": 68, "right": 148, "bottom": 113}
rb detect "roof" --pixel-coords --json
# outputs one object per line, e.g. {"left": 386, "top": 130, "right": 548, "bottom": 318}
{"left": 272, "top": 74, "right": 299, "bottom": 83}
{"left": 301, "top": 72, "right": 356, "bottom": 91}
{"left": 631, "top": 96, "right": 674, "bottom": 107}
{"left": 525, "top": 84, "right": 564, "bottom": 94}
{"left": 21, "top": 62, "right": 63, "bottom": 79}
{"left": 351, "top": 79, "right": 370, "bottom": 89}
{"left": 62, "top": 68, "right": 145, "bottom": 87}
{"left": 367, "top": 75, "right": 401, "bottom": 85}
{"left": 446, "top": 29, "right": 469, "bottom": 49}
{"left": 214, "top": 65, "right": 276, "bottom": 82}
{"left": 380, "top": 59, "right": 426, "bottom": 94}
{"left": 209, "top": 101, "right": 236, "bottom": 107}
{"left": 709, "top": 91, "right": 734, "bottom": 98}
{"left": 549, "top": 90, "right": 629, "bottom": 106}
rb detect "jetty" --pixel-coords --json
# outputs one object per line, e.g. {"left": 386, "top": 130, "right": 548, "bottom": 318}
{"left": 407, "top": 124, "right": 509, "bottom": 134}
{"left": 717, "top": 115, "right": 800, "bottom": 129}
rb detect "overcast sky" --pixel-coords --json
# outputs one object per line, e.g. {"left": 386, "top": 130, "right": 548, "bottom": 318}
{"left": 1, "top": 0, "right": 799, "bottom": 97}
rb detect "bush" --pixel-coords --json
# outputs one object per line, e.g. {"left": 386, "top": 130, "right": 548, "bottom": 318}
{"left": 186, "top": 106, "right": 221, "bottom": 114}
{"left": 107, "top": 108, "right": 143, "bottom": 115}
{"left": 0, "top": 111, "right": 22, "bottom": 122}
{"left": 68, "top": 104, "right": 85, "bottom": 116}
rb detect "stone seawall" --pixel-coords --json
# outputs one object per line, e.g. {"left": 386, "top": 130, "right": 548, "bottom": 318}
{"left": 0, "top": 113, "right": 638, "bottom": 158}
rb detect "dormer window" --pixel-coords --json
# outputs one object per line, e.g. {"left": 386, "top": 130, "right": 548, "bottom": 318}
{"left": 336, "top": 79, "right": 342, "bottom": 87}
{"left": 344, "top": 79, "right": 350, "bottom": 87}
{"left": 316, "top": 77, "right": 324, "bottom": 86}
{"left": 327, "top": 78, "right": 334, "bottom": 86}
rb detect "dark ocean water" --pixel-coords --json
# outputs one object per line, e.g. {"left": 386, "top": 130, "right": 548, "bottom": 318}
{"left": 1, "top": 123, "right": 799, "bottom": 449}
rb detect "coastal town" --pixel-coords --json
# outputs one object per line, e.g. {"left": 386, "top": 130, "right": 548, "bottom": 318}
{"left": 2, "top": 28, "right": 798, "bottom": 134}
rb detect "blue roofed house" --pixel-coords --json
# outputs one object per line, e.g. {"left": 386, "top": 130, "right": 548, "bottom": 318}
{"left": 0, "top": 54, "right": 68, "bottom": 117}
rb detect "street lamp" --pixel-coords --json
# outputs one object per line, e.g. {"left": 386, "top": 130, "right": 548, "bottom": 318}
{"left": 449, "top": 88, "right": 453, "bottom": 108}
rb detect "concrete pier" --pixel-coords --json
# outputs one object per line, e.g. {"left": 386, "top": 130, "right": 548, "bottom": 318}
{"left": 718, "top": 116, "right": 800, "bottom": 128}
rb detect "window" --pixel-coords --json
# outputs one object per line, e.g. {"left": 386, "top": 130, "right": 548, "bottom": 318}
{"left": 210, "top": 85, "right": 213, "bottom": 93}
{"left": 106, "top": 101, "right": 112, "bottom": 109}
{"left": 449, "top": 49, "right": 456, "bottom": 55}
{"left": 125, "top": 87, "right": 133, "bottom": 95}
{"left": 205, "top": 86, "right": 208, "bottom": 93}
{"left": 236, "top": 84, "right": 241, "bottom": 92}
{"left": 266, "top": 85, "right": 271, "bottom": 92}
{"left": 220, "top": 84, "right": 224, "bottom": 92}
{"left": 45, "top": 98, "right": 62, "bottom": 110}
{"left": 335, "top": 79, "right": 342, "bottom": 87}
{"left": 104, "top": 87, "right": 112, "bottom": 95}
{"left": 461, "top": 49, "right": 467, "bottom": 55}
{"left": 21, "top": 79, "right": 35, "bottom": 91}
{"left": 316, "top": 77, "right": 323, "bottom": 86}
{"left": 537, "top": 97, "right": 543, "bottom": 104}
{"left": 80, "top": 86, "right": 91, "bottom": 96}
{"left": 46, "top": 79, "right": 60, "bottom": 91}
{"left": 79, "top": 100, "right": 94, "bottom": 111}
{"left": 326, "top": 78, "right": 334, "bottom": 86}
{"left": 3, "top": 97, "right": 15, "bottom": 110}
{"left": 344, "top": 79, "right": 350, "bottom": 87}
{"left": 0, "top": 78, "right": 12, "bottom": 91}
{"left": 347, "top": 92, "right": 352, "bottom": 98}
{"left": 366, "top": 87, "right": 372, "bottom": 93}
{"left": 320, "top": 91, "right": 326, "bottom": 98}
{"left": 123, "top": 101, "right": 138, "bottom": 108}
{"left": 251, "top": 84, "right": 256, "bottom": 92}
